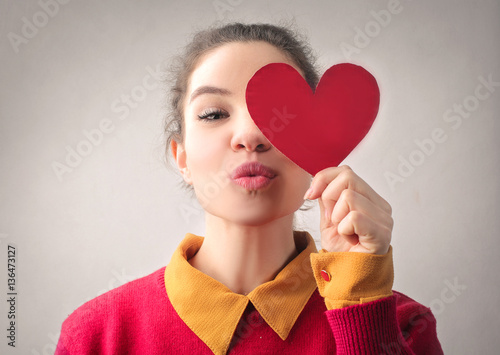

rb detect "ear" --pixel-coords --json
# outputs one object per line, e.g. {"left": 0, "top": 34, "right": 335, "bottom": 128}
{"left": 170, "top": 140, "right": 193, "bottom": 185}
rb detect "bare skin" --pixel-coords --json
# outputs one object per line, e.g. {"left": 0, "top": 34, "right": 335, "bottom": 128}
{"left": 171, "top": 41, "right": 393, "bottom": 295}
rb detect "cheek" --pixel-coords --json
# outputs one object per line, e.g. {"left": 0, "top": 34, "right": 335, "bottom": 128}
{"left": 288, "top": 165, "right": 312, "bottom": 193}
{"left": 185, "top": 129, "right": 225, "bottom": 176}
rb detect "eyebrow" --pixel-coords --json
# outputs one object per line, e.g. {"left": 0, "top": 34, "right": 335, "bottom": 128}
{"left": 189, "top": 86, "right": 232, "bottom": 104}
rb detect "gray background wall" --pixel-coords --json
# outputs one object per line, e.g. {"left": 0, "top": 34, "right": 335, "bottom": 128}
{"left": 1, "top": 0, "right": 499, "bottom": 353}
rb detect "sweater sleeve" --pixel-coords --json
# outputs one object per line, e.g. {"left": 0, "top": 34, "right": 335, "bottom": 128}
{"left": 309, "top": 247, "right": 444, "bottom": 354}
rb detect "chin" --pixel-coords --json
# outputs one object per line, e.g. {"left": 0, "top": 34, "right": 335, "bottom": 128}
{"left": 208, "top": 207, "right": 277, "bottom": 227}
{"left": 205, "top": 194, "right": 299, "bottom": 225}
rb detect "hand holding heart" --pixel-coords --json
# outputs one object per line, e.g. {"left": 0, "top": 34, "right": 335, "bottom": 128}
{"left": 304, "top": 165, "right": 393, "bottom": 255}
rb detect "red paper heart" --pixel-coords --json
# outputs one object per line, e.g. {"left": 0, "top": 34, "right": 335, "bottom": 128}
{"left": 245, "top": 63, "right": 380, "bottom": 176}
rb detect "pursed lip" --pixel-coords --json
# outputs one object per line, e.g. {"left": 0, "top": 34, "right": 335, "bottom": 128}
{"left": 230, "top": 161, "right": 277, "bottom": 180}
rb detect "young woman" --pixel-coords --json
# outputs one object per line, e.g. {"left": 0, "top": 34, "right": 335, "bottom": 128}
{"left": 56, "top": 23, "right": 444, "bottom": 354}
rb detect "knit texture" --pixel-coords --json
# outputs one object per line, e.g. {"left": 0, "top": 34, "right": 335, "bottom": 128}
{"left": 56, "top": 266, "right": 444, "bottom": 354}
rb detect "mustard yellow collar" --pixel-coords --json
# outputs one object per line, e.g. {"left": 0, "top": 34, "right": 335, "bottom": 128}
{"left": 164, "top": 231, "right": 318, "bottom": 355}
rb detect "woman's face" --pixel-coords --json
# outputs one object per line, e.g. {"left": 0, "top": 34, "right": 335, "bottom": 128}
{"left": 173, "top": 41, "right": 311, "bottom": 226}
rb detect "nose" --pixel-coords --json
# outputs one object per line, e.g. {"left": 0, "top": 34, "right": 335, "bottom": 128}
{"left": 231, "top": 110, "right": 272, "bottom": 153}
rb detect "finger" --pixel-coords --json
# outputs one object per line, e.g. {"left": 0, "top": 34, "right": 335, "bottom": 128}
{"left": 318, "top": 197, "right": 333, "bottom": 231}
{"left": 309, "top": 165, "right": 392, "bottom": 218}
{"left": 337, "top": 211, "right": 391, "bottom": 254}
{"left": 304, "top": 166, "right": 344, "bottom": 200}
{"left": 330, "top": 189, "right": 393, "bottom": 230}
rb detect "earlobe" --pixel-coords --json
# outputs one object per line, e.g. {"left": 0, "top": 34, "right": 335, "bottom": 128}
{"left": 170, "top": 140, "right": 193, "bottom": 185}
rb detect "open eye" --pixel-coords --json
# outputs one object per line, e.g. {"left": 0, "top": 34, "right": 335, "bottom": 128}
{"left": 197, "top": 108, "right": 229, "bottom": 122}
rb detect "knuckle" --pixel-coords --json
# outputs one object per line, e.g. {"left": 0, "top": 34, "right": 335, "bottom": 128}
{"left": 382, "top": 199, "right": 392, "bottom": 214}
{"left": 381, "top": 226, "right": 392, "bottom": 241}
{"left": 388, "top": 216, "right": 394, "bottom": 230}
{"left": 339, "top": 188, "right": 355, "bottom": 204}
{"left": 320, "top": 190, "right": 329, "bottom": 201}
{"left": 339, "top": 166, "right": 356, "bottom": 181}
{"left": 314, "top": 170, "right": 328, "bottom": 183}
{"left": 349, "top": 210, "right": 363, "bottom": 222}
{"left": 381, "top": 223, "right": 390, "bottom": 234}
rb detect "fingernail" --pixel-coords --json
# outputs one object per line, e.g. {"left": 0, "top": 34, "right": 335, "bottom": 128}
{"left": 303, "top": 187, "right": 313, "bottom": 200}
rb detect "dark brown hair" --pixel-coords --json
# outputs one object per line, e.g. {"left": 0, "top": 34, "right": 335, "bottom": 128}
{"left": 163, "top": 22, "right": 318, "bottom": 213}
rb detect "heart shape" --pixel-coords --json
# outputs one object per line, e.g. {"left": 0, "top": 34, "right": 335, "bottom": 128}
{"left": 245, "top": 63, "right": 380, "bottom": 176}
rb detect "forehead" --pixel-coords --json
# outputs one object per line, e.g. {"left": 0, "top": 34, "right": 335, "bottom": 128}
{"left": 187, "top": 41, "right": 300, "bottom": 98}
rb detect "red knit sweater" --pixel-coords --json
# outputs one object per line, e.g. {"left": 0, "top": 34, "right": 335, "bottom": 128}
{"left": 55, "top": 266, "right": 443, "bottom": 354}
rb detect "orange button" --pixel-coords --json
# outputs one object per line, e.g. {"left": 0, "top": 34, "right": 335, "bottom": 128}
{"left": 320, "top": 270, "right": 331, "bottom": 282}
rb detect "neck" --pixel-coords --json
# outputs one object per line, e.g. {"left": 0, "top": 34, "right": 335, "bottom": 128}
{"left": 188, "top": 213, "right": 298, "bottom": 295}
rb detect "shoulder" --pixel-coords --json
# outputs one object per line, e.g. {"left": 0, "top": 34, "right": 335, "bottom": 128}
{"left": 58, "top": 267, "right": 167, "bottom": 350}
{"left": 71, "top": 266, "right": 166, "bottom": 313}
